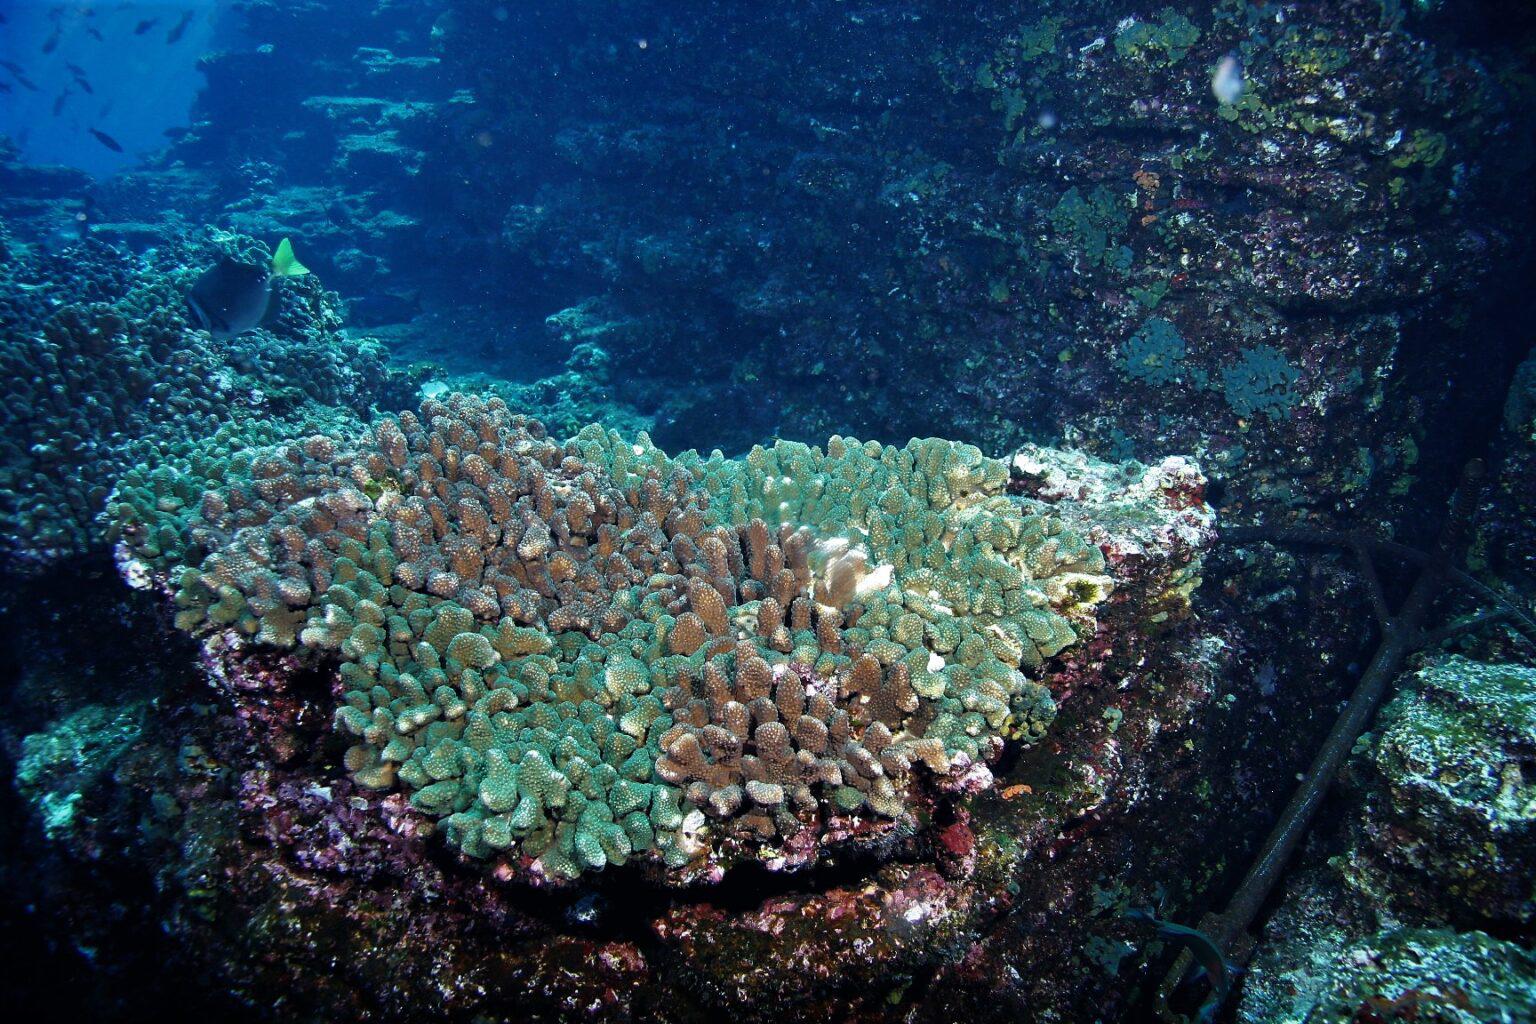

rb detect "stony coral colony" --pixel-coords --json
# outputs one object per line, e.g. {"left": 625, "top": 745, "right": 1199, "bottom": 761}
{"left": 0, "top": 229, "right": 1107, "bottom": 881}
{"left": 117, "top": 391, "right": 1110, "bottom": 880}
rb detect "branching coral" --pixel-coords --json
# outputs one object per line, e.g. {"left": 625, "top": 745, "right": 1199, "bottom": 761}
{"left": 125, "top": 393, "right": 1111, "bottom": 879}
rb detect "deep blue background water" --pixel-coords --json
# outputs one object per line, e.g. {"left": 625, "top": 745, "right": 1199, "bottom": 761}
{"left": 0, "top": 1, "right": 220, "bottom": 177}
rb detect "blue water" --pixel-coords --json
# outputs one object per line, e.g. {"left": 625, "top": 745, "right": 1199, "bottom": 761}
{"left": 0, "top": 1, "right": 219, "bottom": 177}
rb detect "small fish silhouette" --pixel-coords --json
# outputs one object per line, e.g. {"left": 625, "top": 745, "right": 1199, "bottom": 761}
{"left": 0, "top": 81, "right": 12, "bottom": 95}
{"left": 42, "top": 30, "right": 61, "bottom": 54}
{"left": 133, "top": 18, "right": 158, "bottom": 35}
{"left": 87, "top": 26, "right": 104, "bottom": 41}
{"left": 53, "top": 90, "right": 69, "bottom": 116}
{"left": 11, "top": 71, "right": 40, "bottom": 92}
{"left": 88, "top": 127, "right": 123, "bottom": 152}
{"left": 166, "top": 10, "right": 194, "bottom": 44}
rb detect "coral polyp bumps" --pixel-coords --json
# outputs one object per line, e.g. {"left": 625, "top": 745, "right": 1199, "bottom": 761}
{"left": 119, "top": 393, "right": 1110, "bottom": 880}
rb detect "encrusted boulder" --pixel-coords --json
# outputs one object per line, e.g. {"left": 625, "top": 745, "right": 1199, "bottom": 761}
{"left": 1343, "top": 656, "right": 1536, "bottom": 927}
{"left": 57, "top": 406, "right": 1227, "bottom": 1020}
{"left": 1239, "top": 654, "right": 1536, "bottom": 1023}
{"left": 1242, "top": 921, "right": 1536, "bottom": 1024}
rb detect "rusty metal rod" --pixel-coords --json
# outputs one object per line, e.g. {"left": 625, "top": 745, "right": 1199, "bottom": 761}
{"left": 1155, "top": 462, "right": 1484, "bottom": 1021}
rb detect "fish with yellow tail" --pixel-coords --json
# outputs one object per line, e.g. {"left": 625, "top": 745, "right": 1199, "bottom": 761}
{"left": 185, "top": 238, "right": 310, "bottom": 340}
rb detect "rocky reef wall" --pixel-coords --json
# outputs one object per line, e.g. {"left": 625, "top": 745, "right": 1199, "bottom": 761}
{"left": 68, "top": 0, "right": 1536, "bottom": 525}
{"left": 0, "top": 0, "right": 1532, "bottom": 1020}
{"left": 414, "top": 0, "right": 1536, "bottom": 523}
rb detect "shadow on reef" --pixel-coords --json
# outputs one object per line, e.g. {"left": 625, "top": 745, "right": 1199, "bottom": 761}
{"left": 0, "top": 556, "right": 260, "bottom": 1024}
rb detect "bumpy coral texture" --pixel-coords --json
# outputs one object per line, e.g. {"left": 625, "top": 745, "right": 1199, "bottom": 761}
{"left": 0, "top": 230, "right": 409, "bottom": 570}
{"left": 160, "top": 393, "right": 1109, "bottom": 878}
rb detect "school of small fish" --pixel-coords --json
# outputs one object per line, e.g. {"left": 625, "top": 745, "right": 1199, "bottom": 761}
{"left": 0, "top": 4, "right": 201, "bottom": 158}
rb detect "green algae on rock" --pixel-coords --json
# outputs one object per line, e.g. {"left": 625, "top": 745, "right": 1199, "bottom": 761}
{"left": 1119, "top": 316, "right": 1204, "bottom": 388}
{"left": 1241, "top": 925, "right": 1536, "bottom": 1024}
{"left": 1347, "top": 656, "right": 1536, "bottom": 925}
{"left": 1219, "top": 344, "right": 1301, "bottom": 422}
{"left": 117, "top": 392, "right": 1112, "bottom": 880}
{"left": 15, "top": 702, "right": 149, "bottom": 841}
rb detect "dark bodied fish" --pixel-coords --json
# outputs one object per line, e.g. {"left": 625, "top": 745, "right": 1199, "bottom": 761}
{"left": 88, "top": 127, "right": 123, "bottom": 152}
{"left": 133, "top": 18, "right": 157, "bottom": 35}
{"left": 87, "top": 26, "right": 104, "bottom": 41}
{"left": 53, "top": 90, "right": 69, "bottom": 115}
{"left": 1, "top": 60, "right": 40, "bottom": 91}
{"left": 0, "top": 81, "right": 11, "bottom": 95}
{"left": 166, "top": 10, "right": 194, "bottom": 44}
{"left": 1125, "top": 908, "right": 1238, "bottom": 1023}
{"left": 42, "top": 30, "right": 61, "bottom": 54}
{"left": 186, "top": 239, "right": 310, "bottom": 340}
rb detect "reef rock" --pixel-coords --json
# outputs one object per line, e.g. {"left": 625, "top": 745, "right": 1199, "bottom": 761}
{"left": 0, "top": 229, "right": 412, "bottom": 571}
{"left": 1343, "top": 656, "right": 1536, "bottom": 928}
{"left": 7, "top": 413, "right": 1229, "bottom": 1021}
{"left": 1239, "top": 654, "right": 1536, "bottom": 1023}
